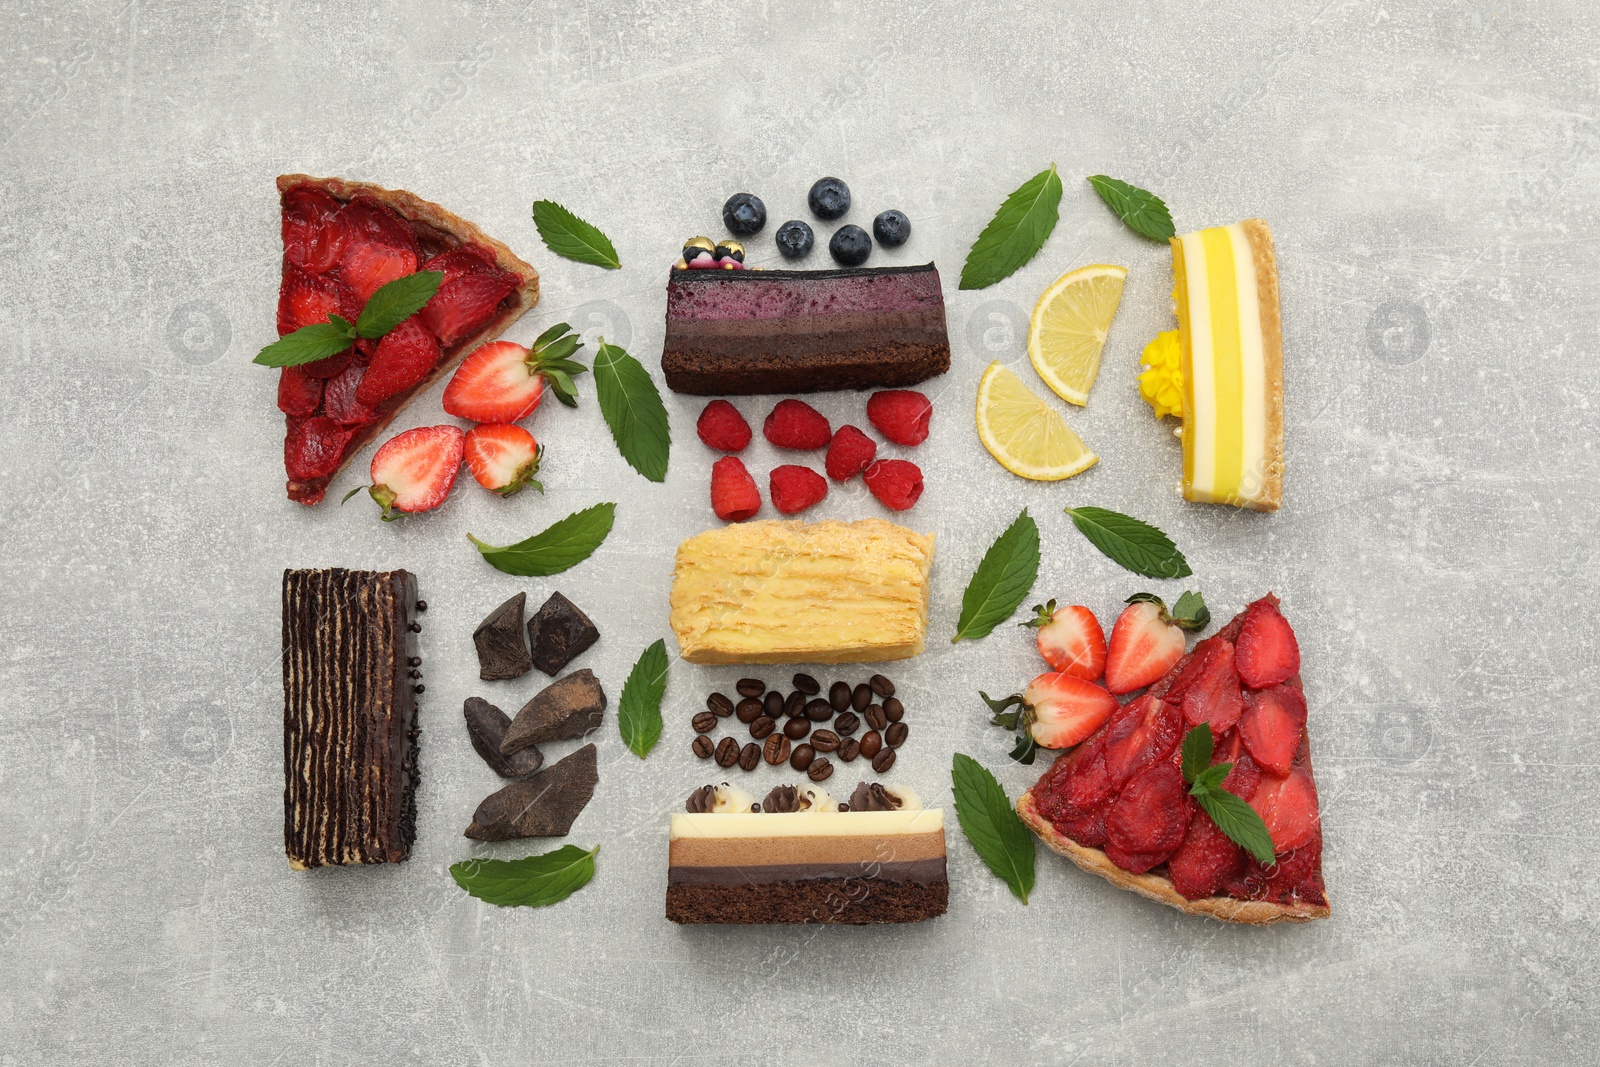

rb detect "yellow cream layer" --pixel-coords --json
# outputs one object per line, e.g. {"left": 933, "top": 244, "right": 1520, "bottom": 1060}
{"left": 1172, "top": 218, "right": 1284, "bottom": 511}
{"left": 670, "top": 809, "right": 945, "bottom": 841}
{"left": 669, "top": 519, "right": 936, "bottom": 664}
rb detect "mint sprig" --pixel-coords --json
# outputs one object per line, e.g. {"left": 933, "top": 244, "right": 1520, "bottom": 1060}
{"left": 951, "top": 753, "right": 1036, "bottom": 903}
{"left": 253, "top": 270, "right": 443, "bottom": 367}
{"left": 1180, "top": 724, "right": 1276, "bottom": 865}
{"left": 592, "top": 339, "right": 671, "bottom": 482}
{"left": 953, "top": 509, "right": 1041, "bottom": 642}
{"left": 468, "top": 503, "right": 616, "bottom": 576}
{"left": 532, "top": 199, "right": 621, "bottom": 269}
{"left": 449, "top": 844, "right": 599, "bottom": 908}
{"left": 1087, "top": 175, "right": 1176, "bottom": 242}
{"left": 618, "top": 639, "right": 668, "bottom": 759}
{"left": 1064, "top": 506, "right": 1192, "bottom": 579}
{"left": 959, "top": 164, "right": 1063, "bottom": 290}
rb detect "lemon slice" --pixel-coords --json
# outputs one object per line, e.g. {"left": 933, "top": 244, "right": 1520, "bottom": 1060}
{"left": 975, "top": 362, "right": 1098, "bottom": 481}
{"left": 1028, "top": 263, "right": 1129, "bottom": 406}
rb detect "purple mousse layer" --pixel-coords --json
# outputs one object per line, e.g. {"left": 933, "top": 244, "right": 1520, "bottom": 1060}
{"left": 661, "top": 262, "right": 951, "bottom": 396}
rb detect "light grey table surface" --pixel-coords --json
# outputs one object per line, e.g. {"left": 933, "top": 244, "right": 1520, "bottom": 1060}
{"left": 3, "top": 2, "right": 1597, "bottom": 1064}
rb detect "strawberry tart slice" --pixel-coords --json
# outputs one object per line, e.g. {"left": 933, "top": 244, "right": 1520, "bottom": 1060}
{"left": 1017, "top": 595, "right": 1329, "bottom": 924}
{"left": 273, "top": 175, "right": 539, "bottom": 504}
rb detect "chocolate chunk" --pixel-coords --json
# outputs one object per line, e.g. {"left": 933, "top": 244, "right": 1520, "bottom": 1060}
{"left": 463, "top": 697, "right": 544, "bottom": 779}
{"left": 849, "top": 781, "right": 903, "bottom": 811}
{"left": 473, "top": 593, "right": 532, "bottom": 681}
{"left": 763, "top": 784, "right": 802, "bottom": 813}
{"left": 501, "top": 669, "right": 606, "bottom": 754}
{"left": 525, "top": 592, "right": 600, "bottom": 677}
{"left": 464, "top": 744, "right": 598, "bottom": 840}
{"left": 686, "top": 784, "right": 716, "bottom": 812}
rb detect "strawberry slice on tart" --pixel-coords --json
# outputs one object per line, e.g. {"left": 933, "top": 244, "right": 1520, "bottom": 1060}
{"left": 1017, "top": 594, "right": 1329, "bottom": 924}
{"left": 270, "top": 175, "right": 539, "bottom": 505}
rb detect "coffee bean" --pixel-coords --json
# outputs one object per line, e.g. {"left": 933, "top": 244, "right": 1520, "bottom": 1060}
{"left": 852, "top": 683, "right": 872, "bottom": 711}
{"left": 807, "top": 758, "right": 834, "bottom": 782}
{"left": 829, "top": 681, "right": 852, "bottom": 711}
{"left": 784, "top": 691, "right": 806, "bottom": 718}
{"left": 783, "top": 716, "right": 811, "bottom": 740}
{"left": 736, "top": 698, "right": 763, "bottom": 724}
{"left": 763, "top": 733, "right": 790, "bottom": 765}
{"left": 835, "top": 711, "right": 860, "bottom": 736}
{"left": 884, "top": 697, "right": 904, "bottom": 722}
{"left": 737, "top": 678, "right": 766, "bottom": 698}
{"left": 763, "top": 691, "right": 785, "bottom": 718}
{"left": 886, "top": 721, "right": 908, "bottom": 748}
{"left": 792, "top": 672, "right": 821, "bottom": 695}
{"left": 739, "top": 742, "right": 761, "bottom": 771}
{"left": 805, "top": 699, "right": 833, "bottom": 722}
{"left": 871, "top": 748, "right": 896, "bottom": 773}
{"left": 870, "top": 674, "right": 895, "bottom": 698}
{"left": 860, "top": 730, "right": 883, "bottom": 758}
{"left": 811, "top": 729, "right": 840, "bottom": 752}
{"left": 750, "top": 716, "right": 776, "bottom": 739}
{"left": 864, "top": 704, "right": 888, "bottom": 731}
{"left": 837, "top": 736, "right": 861, "bottom": 762}
{"left": 692, "top": 711, "right": 718, "bottom": 734}
{"left": 708, "top": 692, "right": 735, "bottom": 718}
{"left": 692, "top": 735, "right": 715, "bottom": 759}
{"left": 715, "top": 736, "right": 740, "bottom": 767}
{"left": 790, "top": 744, "right": 816, "bottom": 772}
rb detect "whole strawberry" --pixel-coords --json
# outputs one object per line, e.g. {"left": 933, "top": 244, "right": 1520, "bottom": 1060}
{"left": 769, "top": 465, "right": 828, "bottom": 514}
{"left": 763, "top": 398, "right": 831, "bottom": 450}
{"left": 710, "top": 456, "right": 761, "bottom": 521}
{"left": 825, "top": 424, "right": 877, "bottom": 480}
{"left": 464, "top": 423, "right": 543, "bottom": 496}
{"left": 696, "top": 399, "right": 752, "bottom": 452}
{"left": 866, "top": 389, "right": 933, "bottom": 446}
{"left": 346, "top": 424, "right": 465, "bottom": 520}
{"left": 864, "top": 458, "right": 923, "bottom": 510}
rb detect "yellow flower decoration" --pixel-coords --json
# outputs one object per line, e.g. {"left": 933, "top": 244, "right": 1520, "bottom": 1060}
{"left": 1138, "top": 330, "right": 1183, "bottom": 420}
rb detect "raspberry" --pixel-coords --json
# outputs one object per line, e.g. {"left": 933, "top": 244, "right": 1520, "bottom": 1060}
{"left": 866, "top": 389, "right": 932, "bottom": 446}
{"left": 763, "top": 398, "right": 831, "bottom": 450}
{"left": 695, "top": 399, "right": 752, "bottom": 452}
{"left": 768, "top": 464, "right": 828, "bottom": 514}
{"left": 863, "top": 459, "right": 923, "bottom": 511}
{"left": 710, "top": 456, "right": 761, "bottom": 521}
{"left": 825, "top": 424, "right": 877, "bottom": 480}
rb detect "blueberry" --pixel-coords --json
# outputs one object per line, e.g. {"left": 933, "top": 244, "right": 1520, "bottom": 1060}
{"left": 722, "top": 193, "right": 767, "bottom": 236}
{"left": 828, "top": 224, "right": 872, "bottom": 266}
{"left": 873, "top": 209, "right": 911, "bottom": 248}
{"left": 808, "top": 177, "right": 851, "bottom": 220}
{"left": 774, "top": 219, "right": 814, "bottom": 259}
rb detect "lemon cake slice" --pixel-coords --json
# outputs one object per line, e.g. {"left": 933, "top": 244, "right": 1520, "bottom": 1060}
{"left": 1171, "top": 218, "right": 1284, "bottom": 511}
{"left": 669, "top": 519, "right": 935, "bottom": 664}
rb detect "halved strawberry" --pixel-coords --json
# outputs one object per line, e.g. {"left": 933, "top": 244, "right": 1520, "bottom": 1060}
{"left": 338, "top": 195, "right": 420, "bottom": 304}
{"left": 321, "top": 361, "right": 378, "bottom": 428}
{"left": 1104, "top": 762, "right": 1189, "bottom": 870}
{"left": 711, "top": 455, "right": 761, "bottom": 521}
{"left": 277, "top": 365, "right": 323, "bottom": 418}
{"left": 1104, "top": 598, "right": 1187, "bottom": 694}
{"left": 349, "top": 425, "right": 465, "bottom": 520}
{"left": 281, "top": 186, "right": 346, "bottom": 274}
{"left": 1239, "top": 684, "right": 1308, "bottom": 778}
{"left": 278, "top": 262, "right": 343, "bottom": 336}
{"left": 1236, "top": 597, "right": 1301, "bottom": 689}
{"left": 1025, "top": 601, "right": 1106, "bottom": 680}
{"left": 1101, "top": 693, "right": 1182, "bottom": 788}
{"left": 1167, "top": 807, "right": 1245, "bottom": 900}
{"left": 284, "top": 416, "right": 352, "bottom": 482}
{"left": 464, "top": 423, "right": 543, "bottom": 496}
{"left": 355, "top": 316, "right": 441, "bottom": 408}
{"left": 442, "top": 324, "right": 587, "bottom": 423}
{"left": 418, "top": 245, "right": 519, "bottom": 347}
{"left": 1167, "top": 636, "right": 1245, "bottom": 732}
{"left": 1250, "top": 765, "right": 1320, "bottom": 852}
{"left": 1023, "top": 672, "right": 1119, "bottom": 750}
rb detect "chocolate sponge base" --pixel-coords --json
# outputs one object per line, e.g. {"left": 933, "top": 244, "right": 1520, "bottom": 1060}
{"left": 666, "top": 877, "right": 948, "bottom": 925}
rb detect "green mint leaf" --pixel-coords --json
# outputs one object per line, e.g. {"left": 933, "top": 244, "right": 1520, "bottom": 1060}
{"left": 953, "top": 509, "right": 1041, "bottom": 642}
{"left": 354, "top": 270, "right": 442, "bottom": 339}
{"left": 449, "top": 844, "right": 599, "bottom": 908}
{"left": 1191, "top": 764, "right": 1231, "bottom": 795}
{"left": 1087, "top": 175, "right": 1176, "bottom": 242}
{"left": 592, "top": 340, "right": 671, "bottom": 482}
{"left": 1065, "top": 506, "right": 1192, "bottom": 579}
{"left": 252, "top": 319, "right": 356, "bottom": 367}
{"left": 1171, "top": 590, "right": 1210, "bottom": 631}
{"left": 531, "top": 199, "right": 621, "bottom": 269}
{"left": 1007, "top": 732, "right": 1039, "bottom": 765}
{"left": 951, "top": 753, "right": 1036, "bottom": 903}
{"left": 618, "top": 639, "right": 669, "bottom": 759}
{"left": 1195, "top": 790, "right": 1276, "bottom": 866}
{"left": 468, "top": 503, "right": 615, "bottom": 576}
{"left": 1181, "top": 722, "right": 1214, "bottom": 784}
{"left": 959, "top": 164, "right": 1063, "bottom": 290}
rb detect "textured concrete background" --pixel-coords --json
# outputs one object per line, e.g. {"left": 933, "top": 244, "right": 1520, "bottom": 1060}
{"left": 3, "top": 1, "right": 1597, "bottom": 1064}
